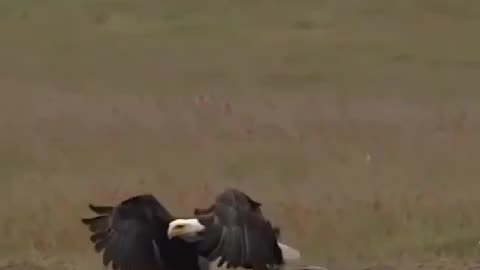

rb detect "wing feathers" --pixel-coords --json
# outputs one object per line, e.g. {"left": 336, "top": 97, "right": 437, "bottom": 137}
{"left": 81, "top": 194, "right": 176, "bottom": 270}
{"left": 224, "top": 227, "right": 242, "bottom": 267}
{"left": 82, "top": 215, "right": 110, "bottom": 233}
{"left": 103, "top": 242, "right": 114, "bottom": 267}
{"left": 90, "top": 229, "right": 110, "bottom": 243}
{"left": 242, "top": 225, "right": 250, "bottom": 264}
{"left": 94, "top": 237, "right": 109, "bottom": 252}
{"left": 199, "top": 189, "right": 284, "bottom": 269}
{"left": 88, "top": 204, "right": 114, "bottom": 215}
{"left": 207, "top": 227, "right": 227, "bottom": 261}
{"left": 83, "top": 190, "right": 283, "bottom": 270}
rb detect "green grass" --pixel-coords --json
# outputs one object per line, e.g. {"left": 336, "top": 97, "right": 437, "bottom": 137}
{"left": 1, "top": 1, "right": 480, "bottom": 269}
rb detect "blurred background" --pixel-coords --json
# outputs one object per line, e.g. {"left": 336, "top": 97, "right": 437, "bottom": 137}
{"left": 1, "top": 1, "right": 480, "bottom": 269}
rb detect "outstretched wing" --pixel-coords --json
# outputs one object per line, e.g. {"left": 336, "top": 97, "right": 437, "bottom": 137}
{"left": 197, "top": 189, "right": 284, "bottom": 270}
{"left": 81, "top": 194, "right": 174, "bottom": 270}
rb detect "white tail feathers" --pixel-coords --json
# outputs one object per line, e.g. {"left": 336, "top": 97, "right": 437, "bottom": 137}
{"left": 277, "top": 242, "right": 330, "bottom": 270}
{"left": 277, "top": 242, "right": 301, "bottom": 262}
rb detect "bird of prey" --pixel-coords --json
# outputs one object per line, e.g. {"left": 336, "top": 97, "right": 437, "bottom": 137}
{"left": 81, "top": 188, "right": 301, "bottom": 270}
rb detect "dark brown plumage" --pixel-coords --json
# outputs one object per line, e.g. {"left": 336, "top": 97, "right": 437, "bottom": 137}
{"left": 81, "top": 188, "right": 284, "bottom": 270}
{"left": 195, "top": 188, "right": 283, "bottom": 269}
{"left": 81, "top": 195, "right": 201, "bottom": 270}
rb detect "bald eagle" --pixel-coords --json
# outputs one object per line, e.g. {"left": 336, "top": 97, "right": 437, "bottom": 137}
{"left": 81, "top": 188, "right": 301, "bottom": 270}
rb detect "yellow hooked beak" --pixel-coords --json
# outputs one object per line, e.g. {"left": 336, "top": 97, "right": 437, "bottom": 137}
{"left": 167, "top": 225, "right": 186, "bottom": 239}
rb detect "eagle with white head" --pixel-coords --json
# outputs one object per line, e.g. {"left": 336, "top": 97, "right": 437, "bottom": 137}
{"left": 81, "top": 188, "right": 301, "bottom": 270}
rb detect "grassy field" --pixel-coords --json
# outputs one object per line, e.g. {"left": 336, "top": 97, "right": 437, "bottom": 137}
{"left": 1, "top": 0, "right": 480, "bottom": 269}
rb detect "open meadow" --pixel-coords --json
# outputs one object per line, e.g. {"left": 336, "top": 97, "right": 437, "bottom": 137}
{"left": 1, "top": 0, "right": 480, "bottom": 269}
